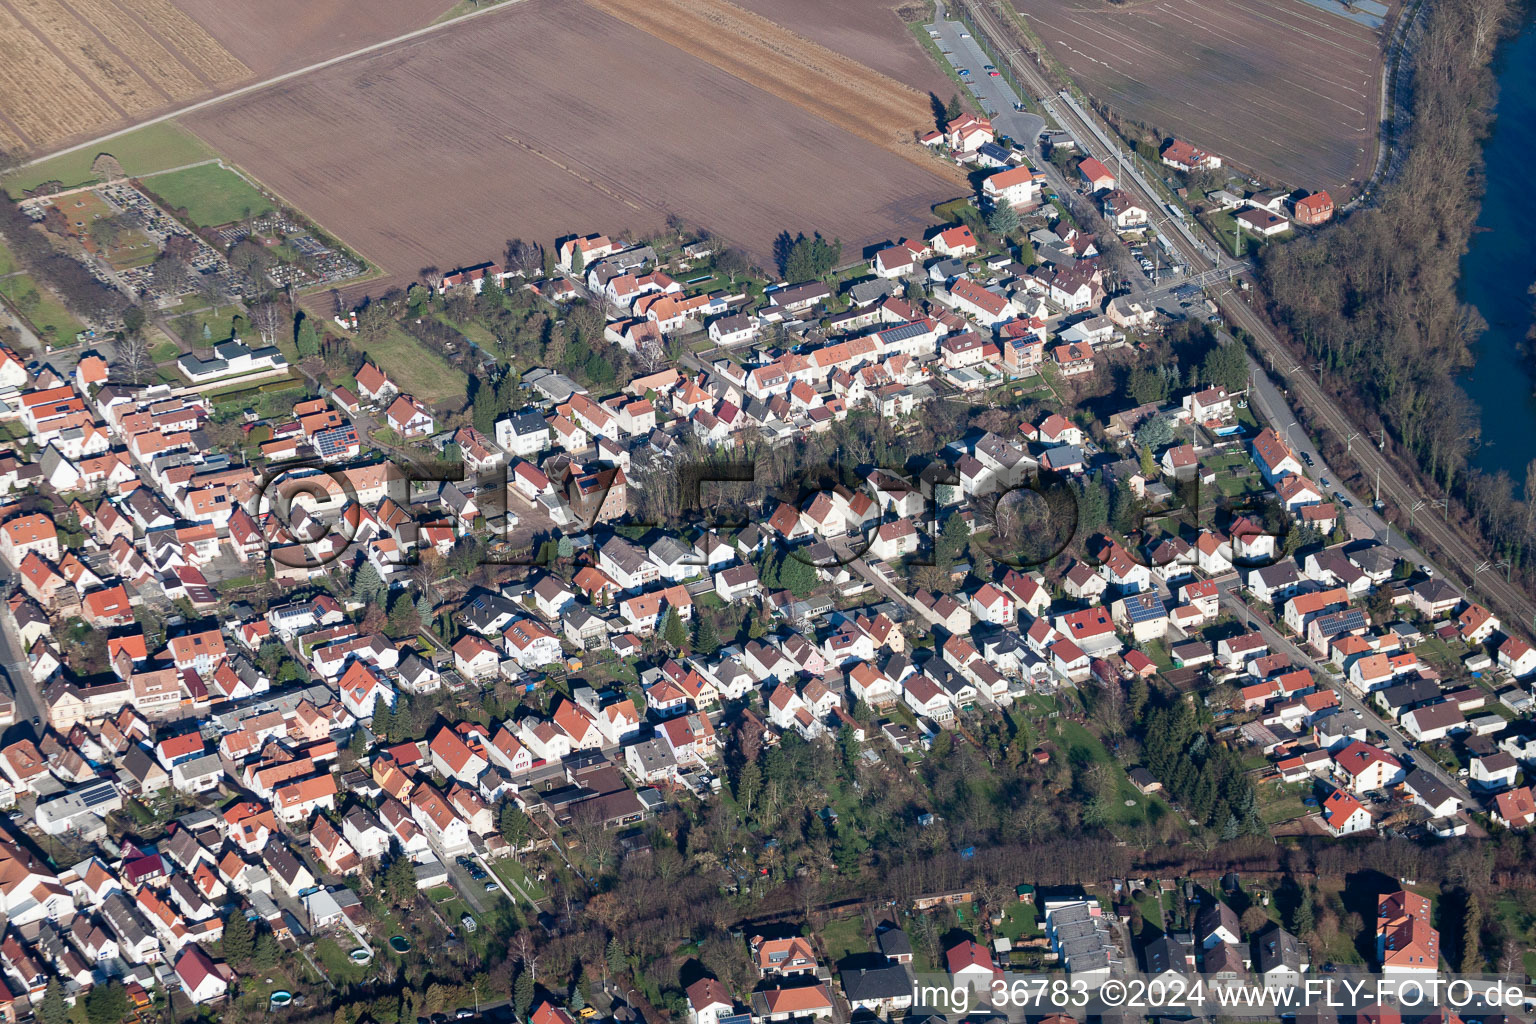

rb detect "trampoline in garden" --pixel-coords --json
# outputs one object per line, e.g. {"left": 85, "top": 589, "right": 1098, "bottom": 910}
{"left": 389, "top": 935, "right": 411, "bottom": 953}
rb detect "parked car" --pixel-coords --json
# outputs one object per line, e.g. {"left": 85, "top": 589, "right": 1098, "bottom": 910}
{"left": 988, "top": 70, "right": 1001, "bottom": 77}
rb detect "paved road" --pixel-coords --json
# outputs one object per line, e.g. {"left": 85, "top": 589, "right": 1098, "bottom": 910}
{"left": 0, "top": 570, "right": 47, "bottom": 728}
{"left": 1244, "top": 356, "right": 1402, "bottom": 548}
{"left": 827, "top": 536, "right": 948, "bottom": 631}
{"left": 952, "top": 0, "right": 1536, "bottom": 637}
{"left": 1217, "top": 584, "right": 1472, "bottom": 807}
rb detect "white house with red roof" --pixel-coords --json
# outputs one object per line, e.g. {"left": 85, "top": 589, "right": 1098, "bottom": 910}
{"left": 1161, "top": 139, "right": 1221, "bottom": 172}
{"left": 944, "top": 114, "right": 993, "bottom": 153}
{"left": 1500, "top": 636, "right": 1536, "bottom": 678}
{"left": 174, "top": 946, "right": 228, "bottom": 1004}
{"left": 944, "top": 279, "right": 1014, "bottom": 327}
{"left": 502, "top": 618, "right": 563, "bottom": 669}
{"left": 557, "top": 234, "right": 617, "bottom": 271}
{"left": 429, "top": 727, "right": 488, "bottom": 784}
{"left": 1333, "top": 741, "right": 1404, "bottom": 792}
{"left": 945, "top": 939, "right": 1003, "bottom": 988}
{"left": 453, "top": 635, "right": 500, "bottom": 679}
{"left": 871, "top": 242, "right": 921, "bottom": 278}
{"left": 969, "top": 583, "right": 1015, "bottom": 626}
{"left": 1321, "top": 788, "right": 1371, "bottom": 836}
{"left": 931, "top": 225, "right": 978, "bottom": 257}
{"left": 982, "top": 165, "right": 1041, "bottom": 209}
{"left": 1250, "top": 428, "right": 1304, "bottom": 484}
{"left": 1077, "top": 156, "right": 1115, "bottom": 192}
{"left": 1029, "top": 413, "right": 1082, "bottom": 447}
{"left": 384, "top": 395, "right": 434, "bottom": 437}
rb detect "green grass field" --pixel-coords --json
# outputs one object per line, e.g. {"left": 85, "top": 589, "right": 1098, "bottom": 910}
{"left": 820, "top": 916, "right": 868, "bottom": 965}
{"left": 0, "top": 272, "right": 84, "bottom": 344}
{"left": 4, "top": 122, "right": 218, "bottom": 197}
{"left": 369, "top": 325, "right": 468, "bottom": 406}
{"left": 1058, "top": 720, "right": 1171, "bottom": 830}
{"left": 998, "top": 901, "right": 1041, "bottom": 942}
{"left": 145, "top": 163, "right": 272, "bottom": 227}
{"left": 491, "top": 858, "right": 548, "bottom": 906}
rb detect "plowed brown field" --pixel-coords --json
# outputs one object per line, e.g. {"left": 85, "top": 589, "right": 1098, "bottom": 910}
{"left": 0, "top": 0, "right": 247, "bottom": 150}
{"left": 1015, "top": 0, "right": 1388, "bottom": 190}
{"left": 9, "top": 0, "right": 161, "bottom": 115}
{"left": 584, "top": 0, "right": 964, "bottom": 183}
{"left": 183, "top": 0, "right": 959, "bottom": 299}
{"left": 0, "top": 0, "right": 429, "bottom": 153}
{"left": 164, "top": 0, "right": 434, "bottom": 76}
{"left": 732, "top": 0, "right": 953, "bottom": 98}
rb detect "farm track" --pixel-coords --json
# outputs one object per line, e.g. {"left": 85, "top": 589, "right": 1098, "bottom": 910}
{"left": 60, "top": 0, "right": 209, "bottom": 99}
{"left": 583, "top": 0, "right": 967, "bottom": 185}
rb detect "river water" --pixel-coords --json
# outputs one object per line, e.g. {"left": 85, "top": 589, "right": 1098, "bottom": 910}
{"left": 1458, "top": 19, "right": 1536, "bottom": 480}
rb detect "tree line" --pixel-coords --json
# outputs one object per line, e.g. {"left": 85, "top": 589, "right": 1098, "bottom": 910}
{"left": 1259, "top": 0, "right": 1535, "bottom": 576}
{"left": 0, "top": 194, "right": 128, "bottom": 325}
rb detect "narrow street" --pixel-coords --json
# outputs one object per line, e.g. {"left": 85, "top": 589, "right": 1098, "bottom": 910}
{"left": 1216, "top": 583, "right": 1472, "bottom": 806}
{"left": 0, "top": 568, "right": 48, "bottom": 728}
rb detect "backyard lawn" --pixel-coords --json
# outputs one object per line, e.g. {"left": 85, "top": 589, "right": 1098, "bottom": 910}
{"left": 1258, "top": 780, "right": 1312, "bottom": 825}
{"left": 369, "top": 325, "right": 469, "bottom": 406}
{"left": 1057, "top": 719, "right": 1169, "bottom": 830}
{"left": 997, "top": 901, "right": 1041, "bottom": 942}
{"left": 492, "top": 858, "right": 548, "bottom": 907}
{"left": 820, "top": 915, "right": 869, "bottom": 965}
{"left": 313, "top": 937, "right": 373, "bottom": 985}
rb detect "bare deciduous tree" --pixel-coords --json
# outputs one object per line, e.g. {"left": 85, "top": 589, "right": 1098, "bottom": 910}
{"left": 250, "top": 300, "right": 282, "bottom": 345}
{"left": 114, "top": 332, "right": 153, "bottom": 386}
{"left": 419, "top": 265, "right": 444, "bottom": 297}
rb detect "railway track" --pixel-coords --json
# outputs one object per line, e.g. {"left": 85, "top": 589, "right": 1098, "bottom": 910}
{"left": 1213, "top": 287, "right": 1536, "bottom": 632}
{"left": 958, "top": 0, "right": 1536, "bottom": 632}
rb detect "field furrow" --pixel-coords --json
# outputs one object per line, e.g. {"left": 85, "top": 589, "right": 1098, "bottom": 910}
{"left": 185, "top": 0, "right": 958, "bottom": 300}
{"left": 584, "top": 0, "right": 964, "bottom": 183}
{"left": 0, "top": 113, "right": 27, "bottom": 154}
{"left": 0, "top": 3, "right": 119, "bottom": 145}
{"left": 115, "top": 0, "right": 247, "bottom": 84}
{"left": 1015, "top": 0, "right": 1387, "bottom": 191}
{"left": 60, "top": 0, "right": 207, "bottom": 99}
{"left": 8, "top": 0, "right": 160, "bottom": 113}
